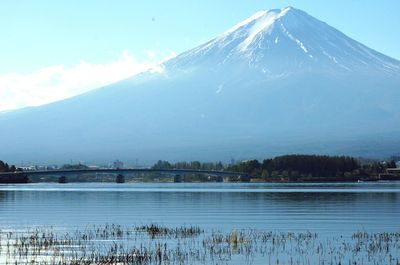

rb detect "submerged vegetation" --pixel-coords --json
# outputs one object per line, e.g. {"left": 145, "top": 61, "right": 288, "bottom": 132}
{"left": 0, "top": 224, "right": 398, "bottom": 265}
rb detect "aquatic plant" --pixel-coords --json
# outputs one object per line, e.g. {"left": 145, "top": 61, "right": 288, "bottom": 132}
{"left": 0, "top": 225, "right": 398, "bottom": 265}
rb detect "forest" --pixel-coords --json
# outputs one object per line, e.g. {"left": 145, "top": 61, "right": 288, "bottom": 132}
{"left": 0, "top": 160, "right": 28, "bottom": 183}
{"left": 152, "top": 155, "right": 397, "bottom": 182}
{"left": 0, "top": 160, "right": 17, "bottom": 172}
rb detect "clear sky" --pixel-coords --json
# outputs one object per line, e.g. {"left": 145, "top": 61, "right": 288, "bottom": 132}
{"left": 0, "top": 0, "right": 399, "bottom": 111}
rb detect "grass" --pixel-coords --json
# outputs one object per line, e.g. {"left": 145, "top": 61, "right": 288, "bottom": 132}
{"left": 0, "top": 224, "right": 399, "bottom": 265}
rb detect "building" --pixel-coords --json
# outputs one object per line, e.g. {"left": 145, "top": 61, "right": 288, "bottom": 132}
{"left": 386, "top": 168, "right": 400, "bottom": 175}
{"left": 113, "top": 160, "right": 124, "bottom": 169}
{"left": 380, "top": 168, "right": 400, "bottom": 180}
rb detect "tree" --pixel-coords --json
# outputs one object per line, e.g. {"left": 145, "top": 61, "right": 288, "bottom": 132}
{"left": 152, "top": 160, "right": 172, "bottom": 170}
{"left": 387, "top": 160, "right": 397, "bottom": 168}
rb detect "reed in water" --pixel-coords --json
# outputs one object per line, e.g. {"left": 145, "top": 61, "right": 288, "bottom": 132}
{"left": 0, "top": 224, "right": 399, "bottom": 265}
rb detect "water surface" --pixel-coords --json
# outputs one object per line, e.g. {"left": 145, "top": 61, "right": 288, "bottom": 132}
{"left": 1, "top": 182, "right": 399, "bottom": 234}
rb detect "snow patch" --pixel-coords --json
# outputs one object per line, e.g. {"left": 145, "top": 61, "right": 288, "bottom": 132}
{"left": 237, "top": 11, "right": 279, "bottom": 51}
{"left": 279, "top": 6, "right": 293, "bottom": 17}
{"left": 322, "top": 51, "right": 351, "bottom": 71}
{"left": 322, "top": 51, "right": 338, "bottom": 64}
{"left": 224, "top": 7, "right": 293, "bottom": 36}
{"left": 280, "top": 23, "right": 312, "bottom": 56}
{"left": 296, "top": 39, "right": 308, "bottom": 53}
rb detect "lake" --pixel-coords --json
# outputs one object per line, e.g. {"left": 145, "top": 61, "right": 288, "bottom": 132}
{"left": 0, "top": 181, "right": 399, "bottom": 264}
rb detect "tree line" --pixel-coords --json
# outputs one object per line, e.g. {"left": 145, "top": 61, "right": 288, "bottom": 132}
{"left": 0, "top": 160, "right": 18, "bottom": 172}
{"left": 0, "top": 160, "right": 28, "bottom": 183}
{"left": 152, "top": 155, "right": 398, "bottom": 181}
{"left": 152, "top": 160, "right": 225, "bottom": 171}
{"left": 226, "top": 155, "right": 359, "bottom": 180}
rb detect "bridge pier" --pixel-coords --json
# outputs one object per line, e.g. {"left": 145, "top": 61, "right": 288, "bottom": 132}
{"left": 58, "top": 176, "right": 67, "bottom": 184}
{"left": 116, "top": 174, "right": 125, "bottom": 183}
{"left": 174, "top": 175, "right": 183, "bottom": 183}
{"left": 238, "top": 175, "right": 251, "bottom": 182}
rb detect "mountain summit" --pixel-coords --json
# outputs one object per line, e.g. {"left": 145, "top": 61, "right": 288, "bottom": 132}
{"left": 169, "top": 7, "right": 399, "bottom": 74}
{"left": 1, "top": 8, "right": 400, "bottom": 164}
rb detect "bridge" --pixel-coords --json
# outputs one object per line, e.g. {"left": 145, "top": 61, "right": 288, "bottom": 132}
{"left": 0, "top": 168, "right": 248, "bottom": 183}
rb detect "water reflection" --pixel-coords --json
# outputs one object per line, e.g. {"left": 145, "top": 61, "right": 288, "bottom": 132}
{"left": 0, "top": 182, "right": 399, "bottom": 235}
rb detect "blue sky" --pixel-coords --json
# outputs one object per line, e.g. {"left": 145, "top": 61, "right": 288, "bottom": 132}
{"left": 0, "top": 0, "right": 399, "bottom": 111}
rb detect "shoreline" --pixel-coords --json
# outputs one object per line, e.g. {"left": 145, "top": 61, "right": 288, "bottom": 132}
{"left": 2, "top": 178, "right": 400, "bottom": 184}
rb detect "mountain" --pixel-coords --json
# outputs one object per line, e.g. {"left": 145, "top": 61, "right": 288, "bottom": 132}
{"left": 1, "top": 7, "right": 400, "bottom": 164}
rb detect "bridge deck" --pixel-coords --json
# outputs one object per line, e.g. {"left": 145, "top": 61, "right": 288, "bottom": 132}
{"left": 0, "top": 168, "right": 246, "bottom": 177}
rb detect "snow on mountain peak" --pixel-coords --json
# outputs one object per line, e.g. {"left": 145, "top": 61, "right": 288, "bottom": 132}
{"left": 280, "top": 6, "right": 294, "bottom": 14}
{"left": 223, "top": 10, "right": 268, "bottom": 35}
{"left": 186, "top": 7, "right": 308, "bottom": 56}
{"left": 233, "top": 7, "right": 310, "bottom": 52}
{"left": 169, "top": 7, "right": 400, "bottom": 75}
{"left": 223, "top": 7, "right": 297, "bottom": 47}
{"left": 236, "top": 10, "right": 280, "bottom": 51}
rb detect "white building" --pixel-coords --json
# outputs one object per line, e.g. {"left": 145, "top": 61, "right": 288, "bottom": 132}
{"left": 113, "top": 160, "right": 124, "bottom": 169}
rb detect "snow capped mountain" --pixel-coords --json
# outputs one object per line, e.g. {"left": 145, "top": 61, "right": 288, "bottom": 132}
{"left": 1, "top": 7, "right": 400, "bottom": 164}
{"left": 168, "top": 7, "right": 400, "bottom": 74}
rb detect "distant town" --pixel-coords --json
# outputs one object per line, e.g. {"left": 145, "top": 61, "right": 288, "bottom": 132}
{"left": 17, "top": 159, "right": 127, "bottom": 172}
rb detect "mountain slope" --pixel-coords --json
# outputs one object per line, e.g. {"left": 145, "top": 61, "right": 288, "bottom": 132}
{"left": 1, "top": 7, "right": 400, "bottom": 164}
